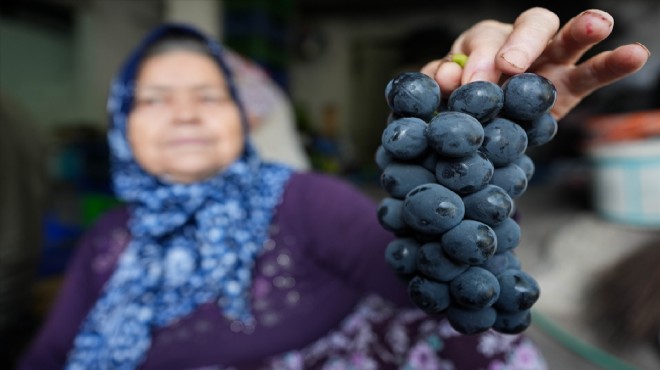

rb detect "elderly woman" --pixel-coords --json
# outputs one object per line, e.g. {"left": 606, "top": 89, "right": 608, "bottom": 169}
{"left": 18, "top": 7, "right": 648, "bottom": 370}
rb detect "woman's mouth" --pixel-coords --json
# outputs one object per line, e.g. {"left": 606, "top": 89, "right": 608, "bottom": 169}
{"left": 168, "top": 137, "right": 213, "bottom": 147}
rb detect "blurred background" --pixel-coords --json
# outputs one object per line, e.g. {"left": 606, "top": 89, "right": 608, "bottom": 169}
{"left": 1, "top": 0, "right": 659, "bottom": 369}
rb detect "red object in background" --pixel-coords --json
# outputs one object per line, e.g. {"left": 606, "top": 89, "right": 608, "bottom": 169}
{"left": 584, "top": 110, "right": 660, "bottom": 146}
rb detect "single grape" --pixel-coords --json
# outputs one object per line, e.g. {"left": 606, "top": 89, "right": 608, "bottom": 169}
{"left": 384, "top": 237, "right": 420, "bottom": 275}
{"left": 402, "top": 183, "right": 465, "bottom": 235}
{"left": 408, "top": 275, "right": 451, "bottom": 314}
{"left": 377, "top": 197, "right": 408, "bottom": 234}
{"left": 494, "top": 269, "right": 540, "bottom": 312}
{"left": 491, "top": 217, "right": 521, "bottom": 254}
{"left": 506, "top": 251, "right": 521, "bottom": 270}
{"left": 513, "top": 154, "right": 535, "bottom": 182}
{"left": 490, "top": 164, "right": 528, "bottom": 198}
{"left": 441, "top": 220, "right": 497, "bottom": 265}
{"left": 435, "top": 151, "right": 494, "bottom": 195}
{"left": 380, "top": 162, "right": 436, "bottom": 199}
{"left": 426, "top": 111, "right": 484, "bottom": 158}
{"left": 493, "top": 309, "right": 532, "bottom": 334}
{"left": 481, "top": 117, "right": 528, "bottom": 167}
{"left": 478, "top": 252, "right": 520, "bottom": 277}
{"left": 386, "top": 72, "right": 441, "bottom": 121}
{"left": 521, "top": 112, "right": 558, "bottom": 147}
{"left": 417, "top": 242, "right": 469, "bottom": 282}
{"left": 419, "top": 150, "right": 438, "bottom": 173}
{"left": 449, "top": 266, "right": 500, "bottom": 309}
{"left": 448, "top": 80, "right": 504, "bottom": 122}
{"left": 447, "top": 305, "right": 497, "bottom": 335}
{"left": 462, "top": 185, "right": 513, "bottom": 227}
{"left": 381, "top": 117, "right": 428, "bottom": 160}
{"left": 375, "top": 145, "right": 394, "bottom": 170}
{"left": 502, "top": 73, "right": 556, "bottom": 121}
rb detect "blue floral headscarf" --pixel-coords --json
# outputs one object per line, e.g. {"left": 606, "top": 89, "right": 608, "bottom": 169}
{"left": 65, "top": 24, "right": 293, "bottom": 370}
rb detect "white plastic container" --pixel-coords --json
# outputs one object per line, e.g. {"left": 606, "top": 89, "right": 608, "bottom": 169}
{"left": 587, "top": 138, "right": 660, "bottom": 228}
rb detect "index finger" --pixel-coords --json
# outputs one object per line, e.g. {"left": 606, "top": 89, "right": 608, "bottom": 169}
{"left": 495, "top": 7, "right": 560, "bottom": 74}
{"left": 458, "top": 20, "right": 512, "bottom": 85}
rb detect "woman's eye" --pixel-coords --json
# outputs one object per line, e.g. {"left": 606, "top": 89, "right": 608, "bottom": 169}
{"left": 201, "top": 95, "right": 220, "bottom": 103}
{"left": 201, "top": 95, "right": 218, "bottom": 102}
{"left": 136, "top": 96, "right": 165, "bottom": 106}
{"left": 199, "top": 92, "right": 229, "bottom": 104}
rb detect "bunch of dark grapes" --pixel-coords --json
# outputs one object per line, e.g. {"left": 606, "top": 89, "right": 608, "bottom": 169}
{"left": 377, "top": 71, "right": 557, "bottom": 335}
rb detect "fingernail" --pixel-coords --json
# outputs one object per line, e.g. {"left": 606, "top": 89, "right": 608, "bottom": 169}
{"left": 580, "top": 10, "right": 613, "bottom": 28}
{"left": 500, "top": 49, "right": 528, "bottom": 70}
{"left": 635, "top": 42, "right": 651, "bottom": 57}
{"left": 469, "top": 71, "right": 490, "bottom": 82}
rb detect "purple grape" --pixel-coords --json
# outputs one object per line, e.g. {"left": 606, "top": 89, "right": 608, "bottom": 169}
{"left": 447, "top": 305, "right": 497, "bottom": 335}
{"left": 435, "top": 151, "right": 494, "bottom": 195}
{"left": 385, "top": 237, "right": 420, "bottom": 275}
{"left": 502, "top": 73, "right": 556, "bottom": 121}
{"left": 408, "top": 275, "right": 451, "bottom": 314}
{"left": 493, "top": 309, "right": 532, "bottom": 334}
{"left": 381, "top": 117, "right": 428, "bottom": 160}
{"left": 441, "top": 220, "right": 497, "bottom": 265}
{"left": 448, "top": 80, "right": 504, "bottom": 122}
{"left": 402, "top": 183, "right": 465, "bottom": 235}
{"left": 481, "top": 117, "right": 528, "bottom": 167}
{"left": 386, "top": 72, "right": 441, "bottom": 121}
{"left": 494, "top": 269, "right": 540, "bottom": 312}
{"left": 490, "top": 164, "right": 528, "bottom": 198}
{"left": 419, "top": 150, "right": 438, "bottom": 172}
{"left": 462, "top": 185, "right": 513, "bottom": 227}
{"left": 377, "top": 197, "right": 408, "bottom": 234}
{"left": 416, "top": 242, "right": 469, "bottom": 282}
{"left": 506, "top": 251, "right": 521, "bottom": 270}
{"left": 380, "top": 162, "right": 436, "bottom": 199}
{"left": 521, "top": 112, "right": 558, "bottom": 147}
{"left": 513, "top": 154, "right": 535, "bottom": 182}
{"left": 375, "top": 145, "right": 394, "bottom": 170}
{"left": 449, "top": 266, "right": 500, "bottom": 309}
{"left": 478, "top": 251, "right": 514, "bottom": 277}
{"left": 491, "top": 218, "right": 521, "bottom": 254}
{"left": 426, "top": 111, "right": 484, "bottom": 157}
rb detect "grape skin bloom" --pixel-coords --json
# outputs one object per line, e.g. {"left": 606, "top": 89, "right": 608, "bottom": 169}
{"left": 402, "top": 183, "right": 465, "bottom": 235}
{"left": 381, "top": 117, "right": 429, "bottom": 160}
{"left": 427, "top": 111, "right": 484, "bottom": 158}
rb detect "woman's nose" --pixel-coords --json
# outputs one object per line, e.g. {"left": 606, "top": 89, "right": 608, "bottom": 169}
{"left": 172, "top": 97, "right": 200, "bottom": 124}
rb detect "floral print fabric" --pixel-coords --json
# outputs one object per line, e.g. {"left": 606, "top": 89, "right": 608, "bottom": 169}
{"left": 192, "top": 295, "right": 547, "bottom": 370}
{"left": 265, "top": 296, "right": 547, "bottom": 370}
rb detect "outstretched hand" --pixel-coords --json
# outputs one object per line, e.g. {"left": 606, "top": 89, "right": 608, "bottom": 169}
{"left": 421, "top": 7, "right": 650, "bottom": 120}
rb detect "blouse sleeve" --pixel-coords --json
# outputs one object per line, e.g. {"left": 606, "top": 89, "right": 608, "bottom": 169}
{"left": 298, "top": 172, "right": 413, "bottom": 307}
{"left": 16, "top": 208, "right": 129, "bottom": 370}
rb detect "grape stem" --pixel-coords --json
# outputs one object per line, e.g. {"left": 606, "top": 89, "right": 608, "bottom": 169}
{"left": 451, "top": 53, "right": 469, "bottom": 68}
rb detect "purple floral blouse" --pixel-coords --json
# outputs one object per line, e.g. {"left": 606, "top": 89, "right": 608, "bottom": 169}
{"left": 18, "top": 172, "right": 547, "bottom": 370}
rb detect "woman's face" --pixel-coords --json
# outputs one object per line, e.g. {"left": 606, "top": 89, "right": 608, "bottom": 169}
{"left": 128, "top": 50, "right": 244, "bottom": 184}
